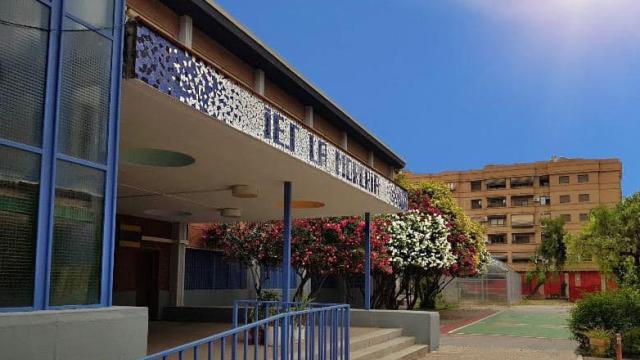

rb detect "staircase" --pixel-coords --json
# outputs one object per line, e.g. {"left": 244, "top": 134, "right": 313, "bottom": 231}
{"left": 350, "top": 328, "right": 429, "bottom": 360}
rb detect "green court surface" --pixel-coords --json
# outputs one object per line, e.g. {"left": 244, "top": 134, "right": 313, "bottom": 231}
{"left": 452, "top": 309, "right": 571, "bottom": 339}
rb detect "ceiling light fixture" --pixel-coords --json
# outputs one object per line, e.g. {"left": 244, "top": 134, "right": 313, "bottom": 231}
{"left": 231, "top": 185, "right": 259, "bottom": 198}
{"left": 221, "top": 208, "right": 242, "bottom": 218}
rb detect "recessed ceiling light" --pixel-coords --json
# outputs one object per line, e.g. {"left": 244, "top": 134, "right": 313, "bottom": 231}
{"left": 121, "top": 148, "right": 195, "bottom": 167}
{"left": 221, "top": 208, "right": 242, "bottom": 218}
{"left": 231, "top": 185, "right": 259, "bottom": 198}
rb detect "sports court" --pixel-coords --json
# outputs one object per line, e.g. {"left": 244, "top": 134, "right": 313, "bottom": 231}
{"left": 451, "top": 306, "right": 572, "bottom": 339}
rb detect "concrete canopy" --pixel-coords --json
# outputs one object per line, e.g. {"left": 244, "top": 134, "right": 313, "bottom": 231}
{"left": 117, "top": 80, "right": 403, "bottom": 223}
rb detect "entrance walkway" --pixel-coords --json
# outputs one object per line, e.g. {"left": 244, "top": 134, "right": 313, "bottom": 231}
{"left": 430, "top": 305, "right": 578, "bottom": 360}
{"left": 147, "top": 321, "right": 379, "bottom": 358}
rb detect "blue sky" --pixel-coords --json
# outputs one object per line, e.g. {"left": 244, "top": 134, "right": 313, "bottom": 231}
{"left": 216, "top": 0, "right": 640, "bottom": 195}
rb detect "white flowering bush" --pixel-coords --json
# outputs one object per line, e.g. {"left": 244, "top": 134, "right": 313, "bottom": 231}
{"left": 386, "top": 210, "right": 456, "bottom": 271}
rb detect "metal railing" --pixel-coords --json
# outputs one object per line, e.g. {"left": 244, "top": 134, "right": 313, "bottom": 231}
{"left": 140, "top": 301, "right": 350, "bottom": 360}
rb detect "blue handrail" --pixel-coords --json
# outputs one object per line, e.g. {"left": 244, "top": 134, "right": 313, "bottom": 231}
{"left": 141, "top": 301, "right": 350, "bottom": 360}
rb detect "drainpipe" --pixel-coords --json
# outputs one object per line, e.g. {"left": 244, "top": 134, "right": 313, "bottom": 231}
{"left": 281, "top": 181, "right": 292, "bottom": 360}
{"left": 364, "top": 212, "right": 372, "bottom": 310}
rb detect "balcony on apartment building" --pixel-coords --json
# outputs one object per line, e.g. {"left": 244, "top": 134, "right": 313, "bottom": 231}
{"left": 510, "top": 176, "right": 534, "bottom": 189}
{"left": 511, "top": 214, "right": 535, "bottom": 228}
{"left": 487, "top": 196, "right": 507, "bottom": 208}
{"left": 512, "top": 232, "right": 535, "bottom": 244}
{"left": 485, "top": 178, "right": 507, "bottom": 190}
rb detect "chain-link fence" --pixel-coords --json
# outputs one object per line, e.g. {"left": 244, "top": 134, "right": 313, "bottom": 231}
{"left": 443, "top": 259, "right": 522, "bottom": 306}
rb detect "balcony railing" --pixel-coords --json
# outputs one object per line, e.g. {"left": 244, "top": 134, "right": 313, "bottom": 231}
{"left": 140, "top": 300, "right": 350, "bottom": 360}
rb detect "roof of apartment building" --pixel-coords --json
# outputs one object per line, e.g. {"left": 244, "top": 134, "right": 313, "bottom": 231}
{"left": 156, "top": 0, "right": 406, "bottom": 169}
{"left": 405, "top": 157, "right": 622, "bottom": 178}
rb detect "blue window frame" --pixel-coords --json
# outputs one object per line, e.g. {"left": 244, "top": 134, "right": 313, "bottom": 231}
{"left": 0, "top": 0, "right": 125, "bottom": 311}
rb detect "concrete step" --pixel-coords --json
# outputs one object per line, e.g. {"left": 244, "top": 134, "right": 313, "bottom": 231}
{"left": 350, "top": 328, "right": 404, "bottom": 352}
{"left": 351, "top": 336, "right": 416, "bottom": 360}
{"left": 376, "top": 344, "right": 430, "bottom": 360}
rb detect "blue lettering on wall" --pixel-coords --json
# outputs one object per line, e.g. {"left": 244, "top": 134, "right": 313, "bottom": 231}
{"left": 334, "top": 152, "right": 380, "bottom": 195}
{"left": 289, "top": 123, "right": 298, "bottom": 152}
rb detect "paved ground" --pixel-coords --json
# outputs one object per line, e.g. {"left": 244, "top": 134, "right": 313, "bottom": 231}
{"left": 429, "top": 305, "right": 579, "bottom": 360}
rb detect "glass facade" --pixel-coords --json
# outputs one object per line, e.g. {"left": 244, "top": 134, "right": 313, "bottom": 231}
{"left": 0, "top": 0, "right": 123, "bottom": 310}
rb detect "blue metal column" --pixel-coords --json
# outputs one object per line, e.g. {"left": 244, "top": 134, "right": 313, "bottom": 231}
{"left": 281, "top": 181, "right": 292, "bottom": 360}
{"left": 364, "top": 212, "right": 371, "bottom": 310}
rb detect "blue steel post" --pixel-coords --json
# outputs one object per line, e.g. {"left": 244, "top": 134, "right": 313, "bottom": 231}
{"left": 282, "top": 181, "right": 292, "bottom": 360}
{"left": 364, "top": 212, "right": 371, "bottom": 310}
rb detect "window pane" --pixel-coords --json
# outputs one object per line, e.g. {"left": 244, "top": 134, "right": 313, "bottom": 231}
{"left": 65, "top": 0, "right": 114, "bottom": 29}
{"left": 0, "top": 145, "right": 40, "bottom": 307}
{"left": 58, "top": 20, "right": 112, "bottom": 164}
{"left": 0, "top": 0, "right": 49, "bottom": 147}
{"left": 50, "top": 161, "right": 105, "bottom": 306}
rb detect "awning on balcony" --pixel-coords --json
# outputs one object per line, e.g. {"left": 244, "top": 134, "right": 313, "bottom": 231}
{"left": 116, "top": 22, "right": 407, "bottom": 223}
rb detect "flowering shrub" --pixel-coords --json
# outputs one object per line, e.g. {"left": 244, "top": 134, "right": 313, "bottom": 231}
{"left": 204, "top": 221, "right": 282, "bottom": 299}
{"left": 204, "top": 178, "right": 489, "bottom": 309}
{"left": 386, "top": 210, "right": 455, "bottom": 271}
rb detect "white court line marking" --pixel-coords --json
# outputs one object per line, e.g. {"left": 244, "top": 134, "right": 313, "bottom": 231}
{"left": 447, "top": 310, "right": 503, "bottom": 334}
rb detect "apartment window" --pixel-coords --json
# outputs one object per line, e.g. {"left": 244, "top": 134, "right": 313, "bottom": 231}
{"left": 446, "top": 182, "right": 456, "bottom": 191}
{"left": 510, "top": 176, "right": 534, "bottom": 188}
{"left": 512, "top": 233, "right": 533, "bottom": 244}
{"left": 512, "top": 253, "right": 534, "bottom": 263}
{"left": 559, "top": 195, "right": 571, "bottom": 203}
{"left": 471, "top": 199, "right": 482, "bottom": 209}
{"left": 487, "top": 197, "right": 507, "bottom": 208}
{"left": 471, "top": 180, "right": 482, "bottom": 191}
{"left": 559, "top": 175, "right": 570, "bottom": 184}
{"left": 512, "top": 195, "right": 533, "bottom": 207}
{"left": 539, "top": 195, "right": 551, "bottom": 205}
{"left": 511, "top": 214, "right": 535, "bottom": 227}
{"left": 486, "top": 178, "right": 507, "bottom": 190}
{"left": 579, "top": 193, "right": 590, "bottom": 202}
{"left": 578, "top": 174, "right": 589, "bottom": 183}
{"left": 579, "top": 213, "right": 589, "bottom": 222}
{"left": 488, "top": 215, "right": 507, "bottom": 226}
{"left": 561, "top": 214, "right": 572, "bottom": 223}
{"left": 539, "top": 175, "right": 550, "bottom": 187}
{"left": 488, "top": 234, "right": 507, "bottom": 244}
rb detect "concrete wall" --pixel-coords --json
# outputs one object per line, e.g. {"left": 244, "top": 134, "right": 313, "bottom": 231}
{"left": 0, "top": 307, "right": 148, "bottom": 360}
{"left": 350, "top": 309, "right": 440, "bottom": 351}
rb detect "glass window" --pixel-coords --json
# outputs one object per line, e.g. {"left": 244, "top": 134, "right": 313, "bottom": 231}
{"left": 65, "top": 0, "right": 114, "bottom": 29}
{"left": 50, "top": 161, "right": 105, "bottom": 306}
{"left": 57, "top": 20, "right": 112, "bottom": 164}
{"left": 579, "top": 213, "right": 589, "bottom": 222}
{"left": 539, "top": 175, "right": 550, "bottom": 187}
{"left": 488, "top": 216, "right": 506, "bottom": 226}
{"left": 486, "top": 178, "right": 507, "bottom": 190}
{"left": 512, "top": 233, "right": 533, "bottom": 244}
{"left": 487, "top": 197, "right": 507, "bottom": 208}
{"left": 561, "top": 214, "right": 572, "bottom": 223}
{"left": 0, "top": 145, "right": 40, "bottom": 307}
{"left": 560, "top": 195, "right": 570, "bottom": 203}
{"left": 471, "top": 199, "right": 482, "bottom": 209}
{"left": 0, "top": 0, "right": 49, "bottom": 147}
{"left": 488, "top": 234, "right": 506, "bottom": 244}
{"left": 559, "top": 175, "right": 570, "bottom": 184}
{"left": 470, "top": 180, "right": 482, "bottom": 191}
{"left": 579, "top": 193, "right": 590, "bottom": 202}
{"left": 578, "top": 174, "right": 589, "bottom": 183}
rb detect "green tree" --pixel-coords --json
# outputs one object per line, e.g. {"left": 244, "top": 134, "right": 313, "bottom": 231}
{"left": 526, "top": 217, "right": 567, "bottom": 297}
{"left": 568, "top": 192, "right": 640, "bottom": 288}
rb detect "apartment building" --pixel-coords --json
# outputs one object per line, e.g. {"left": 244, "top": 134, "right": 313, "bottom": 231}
{"left": 405, "top": 157, "right": 622, "bottom": 275}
